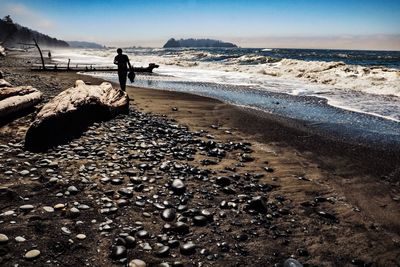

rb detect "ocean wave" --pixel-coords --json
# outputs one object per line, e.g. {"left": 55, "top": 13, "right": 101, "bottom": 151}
{"left": 51, "top": 48, "right": 400, "bottom": 121}
{"left": 261, "top": 59, "right": 400, "bottom": 97}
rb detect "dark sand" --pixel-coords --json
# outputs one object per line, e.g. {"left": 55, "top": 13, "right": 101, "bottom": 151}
{"left": 0, "top": 52, "right": 399, "bottom": 266}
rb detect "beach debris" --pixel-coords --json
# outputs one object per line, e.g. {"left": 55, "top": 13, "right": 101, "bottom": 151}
{"left": 0, "top": 85, "right": 42, "bottom": 122}
{"left": 0, "top": 71, "right": 12, "bottom": 87}
{"left": 25, "top": 80, "right": 129, "bottom": 151}
{"left": 0, "top": 45, "right": 5, "bottom": 57}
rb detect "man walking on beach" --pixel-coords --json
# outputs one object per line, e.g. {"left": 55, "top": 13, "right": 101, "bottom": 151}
{"left": 114, "top": 48, "right": 132, "bottom": 91}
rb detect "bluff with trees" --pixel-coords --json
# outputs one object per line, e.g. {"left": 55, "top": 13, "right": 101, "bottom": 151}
{"left": 0, "top": 15, "right": 69, "bottom": 48}
{"left": 163, "top": 38, "right": 237, "bottom": 48}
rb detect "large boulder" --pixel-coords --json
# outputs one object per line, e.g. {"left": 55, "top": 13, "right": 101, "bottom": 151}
{"left": 0, "top": 86, "right": 42, "bottom": 122}
{"left": 25, "top": 80, "right": 129, "bottom": 151}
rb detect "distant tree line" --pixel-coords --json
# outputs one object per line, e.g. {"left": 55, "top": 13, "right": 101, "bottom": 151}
{"left": 163, "top": 38, "right": 237, "bottom": 48}
{"left": 0, "top": 15, "right": 69, "bottom": 47}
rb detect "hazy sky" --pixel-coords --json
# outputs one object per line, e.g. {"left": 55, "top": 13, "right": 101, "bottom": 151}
{"left": 1, "top": 0, "right": 400, "bottom": 50}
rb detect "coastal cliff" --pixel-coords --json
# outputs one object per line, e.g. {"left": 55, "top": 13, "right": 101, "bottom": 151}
{"left": 0, "top": 16, "right": 69, "bottom": 48}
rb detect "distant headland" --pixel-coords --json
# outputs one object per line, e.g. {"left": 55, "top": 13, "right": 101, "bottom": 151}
{"left": 0, "top": 15, "right": 68, "bottom": 48}
{"left": 163, "top": 38, "right": 237, "bottom": 48}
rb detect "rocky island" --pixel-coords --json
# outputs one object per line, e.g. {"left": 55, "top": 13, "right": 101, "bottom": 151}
{"left": 163, "top": 38, "right": 237, "bottom": 48}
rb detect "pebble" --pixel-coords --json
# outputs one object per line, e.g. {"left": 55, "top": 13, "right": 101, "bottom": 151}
{"left": 124, "top": 235, "right": 136, "bottom": 248}
{"left": 193, "top": 215, "right": 208, "bottom": 226}
{"left": 180, "top": 241, "right": 196, "bottom": 255}
{"left": 20, "top": 170, "right": 30, "bottom": 176}
{"left": 171, "top": 179, "right": 186, "bottom": 194}
{"left": 161, "top": 208, "right": 176, "bottom": 222}
{"left": 61, "top": 227, "right": 71, "bottom": 235}
{"left": 248, "top": 196, "right": 268, "bottom": 213}
{"left": 215, "top": 176, "right": 231, "bottom": 186}
{"left": 15, "top": 236, "right": 26, "bottom": 242}
{"left": 136, "top": 230, "right": 150, "bottom": 239}
{"left": 129, "top": 259, "right": 147, "bottom": 267}
{"left": 284, "top": 258, "right": 303, "bottom": 267}
{"left": 154, "top": 245, "right": 170, "bottom": 257}
{"left": 54, "top": 203, "right": 65, "bottom": 209}
{"left": 24, "top": 249, "right": 41, "bottom": 260}
{"left": 67, "top": 186, "right": 79, "bottom": 194}
{"left": 19, "top": 204, "right": 34, "bottom": 212}
{"left": 76, "top": 234, "right": 86, "bottom": 240}
{"left": 43, "top": 206, "right": 54, "bottom": 212}
{"left": 110, "top": 245, "right": 127, "bottom": 260}
{"left": 0, "top": 233, "right": 9, "bottom": 244}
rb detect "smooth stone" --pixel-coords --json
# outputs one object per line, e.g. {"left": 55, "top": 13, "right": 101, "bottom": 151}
{"left": 161, "top": 208, "right": 176, "bottom": 222}
{"left": 136, "top": 230, "right": 149, "bottom": 239}
{"left": 129, "top": 259, "right": 147, "bottom": 267}
{"left": 76, "top": 234, "right": 86, "bottom": 240}
{"left": 154, "top": 245, "right": 170, "bottom": 257}
{"left": 172, "top": 222, "right": 189, "bottom": 234}
{"left": 67, "top": 186, "right": 79, "bottom": 194}
{"left": 118, "top": 188, "right": 133, "bottom": 198}
{"left": 15, "top": 236, "right": 26, "bottom": 242}
{"left": 43, "top": 206, "right": 54, "bottom": 212}
{"left": 110, "top": 245, "right": 127, "bottom": 260}
{"left": 70, "top": 207, "right": 80, "bottom": 214}
{"left": 283, "top": 258, "right": 303, "bottom": 267}
{"left": 248, "top": 196, "right": 268, "bottom": 213}
{"left": 193, "top": 215, "right": 208, "bottom": 226}
{"left": 20, "top": 170, "right": 30, "bottom": 176}
{"left": 0, "top": 233, "right": 9, "bottom": 243}
{"left": 180, "top": 242, "right": 196, "bottom": 255}
{"left": 19, "top": 204, "right": 34, "bottom": 211}
{"left": 124, "top": 235, "right": 136, "bottom": 248}
{"left": 215, "top": 176, "right": 231, "bottom": 186}
{"left": 54, "top": 203, "right": 65, "bottom": 209}
{"left": 61, "top": 227, "right": 71, "bottom": 235}
{"left": 171, "top": 179, "right": 186, "bottom": 194}
{"left": 111, "top": 178, "right": 123, "bottom": 185}
{"left": 25, "top": 249, "right": 41, "bottom": 260}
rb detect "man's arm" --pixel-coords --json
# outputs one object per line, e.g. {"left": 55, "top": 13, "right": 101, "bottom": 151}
{"left": 126, "top": 55, "right": 132, "bottom": 69}
{"left": 113, "top": 56, "right": 118, "bottom": 65}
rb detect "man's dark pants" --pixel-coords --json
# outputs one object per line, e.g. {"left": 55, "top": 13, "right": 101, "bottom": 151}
{"left": 118, "top": 70, "right": 128, "bottom": 91}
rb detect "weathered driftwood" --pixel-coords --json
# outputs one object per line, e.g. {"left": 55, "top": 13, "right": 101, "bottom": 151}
{"left": 0, "top": 45, "right": 5, "bottom": 57}
{"left": 0, "top": 86, "right": 42, "bottom": 121}
{"left": 0, "top": 79, "right": 12, "bottom": 88}
{"left": 25, "top": 80, "right": 129, "bottom": 151}
{"left": 0, "top": 71, "right": 13, "bottom": 88}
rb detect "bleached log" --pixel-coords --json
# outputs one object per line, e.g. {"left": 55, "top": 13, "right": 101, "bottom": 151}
{"left": 0, "top": 71, "right": 11, "bottom": 88}
{"left": 0, "top": 86, "right": 42, "bottom": 120}
{"left": 0, "top": 45, "right": 5, "bottom": 57}
{"left": 25, "top": 80, "right": 129, "bottom": 151}
{"left": 0, "top": 79, "right": 12, "bottom": 88}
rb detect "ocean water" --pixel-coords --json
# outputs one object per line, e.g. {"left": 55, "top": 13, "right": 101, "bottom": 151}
{"left": 51, "top": 47, "right": 400, "bottom": 124}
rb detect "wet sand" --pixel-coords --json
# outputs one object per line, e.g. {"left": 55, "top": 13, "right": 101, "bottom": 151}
{"left": 0, "top": 52, "right": 399, "bottom": 266}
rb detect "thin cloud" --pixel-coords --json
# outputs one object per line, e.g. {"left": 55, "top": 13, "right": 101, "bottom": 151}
{"left": 5, "top": 3, "right": 55, "bottom": 29}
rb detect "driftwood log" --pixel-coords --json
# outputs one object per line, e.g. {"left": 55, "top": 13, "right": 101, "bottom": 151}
{"left": 0, "top": 45, "right": 5, "bottom": 57}
{"left": 25, "top": 80, "right": 129, "bottom": 151}
{"left": 0, "top": 71, "right": 12, "bottom": 88}
{"left": 0, "top": 86, "right": 43, "bottom": 122}
{"left": 0, "top": 79, "right": 12, "bottom": 88}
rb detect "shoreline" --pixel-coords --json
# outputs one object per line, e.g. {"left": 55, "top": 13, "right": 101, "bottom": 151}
{"left": 1, "top": 53, "right": 400, "bottom": 266}
{"left": 124, "top": 83, "right": 400, "bottom": 177}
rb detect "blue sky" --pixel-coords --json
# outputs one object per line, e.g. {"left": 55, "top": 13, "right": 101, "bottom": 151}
{"left": 1, "top": 0, "right": 399, "bottom": 49}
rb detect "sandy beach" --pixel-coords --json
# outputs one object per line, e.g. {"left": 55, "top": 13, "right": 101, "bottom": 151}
{"left": 0, "top": 52, "right": 399, "bottom": 266}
